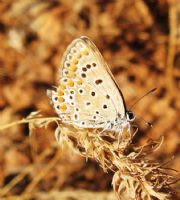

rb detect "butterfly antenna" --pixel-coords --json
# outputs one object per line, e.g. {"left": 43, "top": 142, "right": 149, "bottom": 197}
{"left": 130, "top": 88, "right": 157, "bottom": 128}
{"left": 136, "top": 116, "right": 153, "bottom": 127}
{"left": 129, "top": 88, "right": 157, "bottom": 110}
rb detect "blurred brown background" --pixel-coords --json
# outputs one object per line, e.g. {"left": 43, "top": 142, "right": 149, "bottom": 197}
{"left": 0, "top": 0, "right": 179, "bottom": 199}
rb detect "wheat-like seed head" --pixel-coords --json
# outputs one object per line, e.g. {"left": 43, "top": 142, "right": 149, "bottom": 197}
{"left": 0, "top": 112, "right": 178, "bottom": 200}
{"left": 54, "top": 122, "right": 177, "bottom": 200}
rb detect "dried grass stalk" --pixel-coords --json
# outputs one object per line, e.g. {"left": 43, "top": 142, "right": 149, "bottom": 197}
{"left": 55, "top": 122, "right": 178, "bottom": 200}
{"left": 0, "top": 112, "right": 178, "bottom": 200}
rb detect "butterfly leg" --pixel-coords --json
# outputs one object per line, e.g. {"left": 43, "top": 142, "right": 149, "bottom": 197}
{"left": 117, "top": 128, "right": 123, "bottom": 147}
{"left": 127, "top": 122, "right": 131, "bottom": 132}
{"left": 99, "top": 121, "right": 111, "bottom": 136}
{"left": 131, "top": 124, "right": 138, "bottom": 138}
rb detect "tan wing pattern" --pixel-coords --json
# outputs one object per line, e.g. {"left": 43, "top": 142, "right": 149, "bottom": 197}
{"left": 48, "top": 36, "right": 126, "bottom": 128}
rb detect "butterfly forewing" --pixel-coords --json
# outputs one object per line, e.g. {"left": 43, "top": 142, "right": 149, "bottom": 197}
{"left": 49, "top": 36, "right": 126, "bottom": 128}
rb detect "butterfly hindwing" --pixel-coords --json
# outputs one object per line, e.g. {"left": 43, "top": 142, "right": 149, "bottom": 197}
{"left": 49, "top": 36, "right": 126, "bottom": 128}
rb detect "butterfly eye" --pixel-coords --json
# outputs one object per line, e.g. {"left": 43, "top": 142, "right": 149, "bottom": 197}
{"left": 126, "top": 111, "right": 135, "bottom": 121}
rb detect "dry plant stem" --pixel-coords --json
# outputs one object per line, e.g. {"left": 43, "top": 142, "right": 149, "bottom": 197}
{"left": 58, "top": 125, "right": 176, "bottom": 200}
{"left": 166, "top": 3, "right": 177, "bottom": 91}
{"left": 0, "top": 114, "right": 62, "bottom": 197}
{"left": 0, "top": 117, "right": 60, "bottom": 131}
{"left": 0, "top": 165, "right": 33, "bottom": 197}
{"left": 0, "top": 113, "right": 178, "bottom": 200}
{"left": 23, "top": 148, "right": 62, "bottom": 194}
{"left": 0, "top": 190, "right": 116, "bottom": 200}
{"left": 0, "top": 147, "right": 55, "bottom": 197}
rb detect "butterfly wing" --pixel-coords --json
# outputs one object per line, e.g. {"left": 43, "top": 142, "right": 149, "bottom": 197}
{"left": 48, "top": 36, "right": 126, "bottom": 128}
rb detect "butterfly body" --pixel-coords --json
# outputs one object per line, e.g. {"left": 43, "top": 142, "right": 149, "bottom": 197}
{"left": 47, "top": 36, "right": 135, "bottom": 135}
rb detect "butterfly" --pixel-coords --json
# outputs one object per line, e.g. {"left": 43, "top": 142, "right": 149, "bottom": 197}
{"left": 47, "top": 36, "right": 135, "bottom": 136}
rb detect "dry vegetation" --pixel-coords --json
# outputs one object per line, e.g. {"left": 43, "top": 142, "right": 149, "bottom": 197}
{"left": 0, "top": 0, "right": 179, "bottom": 200}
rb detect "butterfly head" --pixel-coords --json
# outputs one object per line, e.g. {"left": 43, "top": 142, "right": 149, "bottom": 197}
{"left": 126, "top": 110, "right": 136, "bottom": 122}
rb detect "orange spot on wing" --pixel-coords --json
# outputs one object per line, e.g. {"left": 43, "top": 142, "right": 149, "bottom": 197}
{"left": 60, "top": 84, "right": 66, "bottom": 90}
{"left": 82, "top": 49, "right": 89, "bottom": 55}
{"left": 67, "top": 79, "right": 74, "bottom": 87}
{"left": 60, "top": 104, "right": 67, "bottom": 112}
{"left": 77, "top": 53, "right": 82, "bottom": 59}
{"left": 69, "top": 65, "right": 77, "bottom": 71}
{"left": 58, "top": 97, "right": 64, "bottom": 103}
{"left": 77, "top": 79, "right": 83, "bottom": 85}
{"left": 57, "top": 90, "right": 64, "bottom": 96}
{"left": 72, "top": 59, "right": 78, "bottom": 65}
{"left": 67, "top": 71, "right": 75, "bottom": 78}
